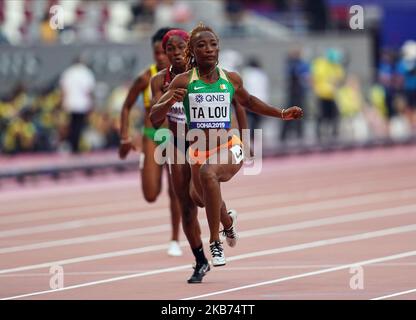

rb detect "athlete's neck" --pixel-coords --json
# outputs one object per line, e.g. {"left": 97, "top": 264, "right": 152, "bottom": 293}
{"left": 197, "top": 64, "right": 218, "bottom": 82}
{"left": 156, "top": 63, "right": 168, "bottom": 72}
{"left": 170, "top": 64, "right": 186, "bottom": 77}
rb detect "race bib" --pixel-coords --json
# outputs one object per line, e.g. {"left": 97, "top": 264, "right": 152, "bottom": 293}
{"left": 188, "top": 92, "right": 231, "bottom": 129}
{"left": 167, "top": 102, "right": 186, "bottom": 123}
{"left": 230, "top": 144, "right": 244, "bottom": 164}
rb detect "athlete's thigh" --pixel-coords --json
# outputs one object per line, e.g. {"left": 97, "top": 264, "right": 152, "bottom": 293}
{"left": 141, "top": 135, "right": 163, "bottom": 189}
{"left": 170, "top": 162, "right": 192, "bottom": 198}
{"left": 204, "top": 147, "right": 243, "bottom": 182}
{"left": 190, "top": 162, "right": 204, "bottom": 197}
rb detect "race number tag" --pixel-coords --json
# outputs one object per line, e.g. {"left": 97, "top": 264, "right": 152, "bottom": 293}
{"left": 167, "top": 102, "right": 186, "bottom": 123}
{"left": 188, "top": 92, "right": 231, "bottom": 129}
{"left": 230, "top": 144, "right": 244, "bottom": 164}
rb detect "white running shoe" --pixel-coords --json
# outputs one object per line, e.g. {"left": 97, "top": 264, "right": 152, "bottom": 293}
{"left": 222, "top": 209, "right": 239, "bottom": 248}
{"left": 210, "top": 241, "right": 226, "bottom": 266}
{"left": 167, "top": 241, "right": 183, "bottom": 256}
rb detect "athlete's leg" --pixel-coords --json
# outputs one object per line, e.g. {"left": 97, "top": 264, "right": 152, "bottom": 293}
{"left": 166, "top": 165, "right": 182, "bottom": 243}
{"left": 171, "top": 162, "right": 201, "bottom": 248}
{"left": 198, "top": 149, "right": 242, "bottom": 244}
{"left": 189, "top": 171, "right": 205, "bottom": 208}
{"left": 140, "top": 133, "right": 163, "bottom": 202}
{"left": 195, "top": 148, "right": 242, "bottom": 266}
{"left": 171, "top": 148, "right": 210, "bottom": 283}
{"left": 190, "top": 163, "right": 232, "bottom": 227}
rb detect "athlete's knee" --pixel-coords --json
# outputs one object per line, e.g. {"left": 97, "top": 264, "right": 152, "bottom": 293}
{"left": 190, "top": 188, "right": 204, "bottom": 208}
{"left": 199, "top": 165, "right": 218, "bottom": 185}
{"left": 142, "top": 188, "right": 159, "bottom": 203}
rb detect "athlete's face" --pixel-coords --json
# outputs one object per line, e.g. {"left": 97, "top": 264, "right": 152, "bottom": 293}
{"left": 192, "top": 31, "right": 219, "bottom": 67}
{"left": 153, "top": 41, "right": 169, "bottom": 70}
{"left": 165, "top": 36, "right": 187, "bottom": 68}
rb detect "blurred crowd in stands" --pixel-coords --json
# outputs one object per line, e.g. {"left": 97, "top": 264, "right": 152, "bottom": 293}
{"left": 1, "top": 0, "right": 416, "bottom": 155}
{"left": 2, "top": 39, "right": 416, "bottom": 155}
{"left": 0, "top": 0, "right": 359, "bottom": 45}
{"left": 0, "top": 57, "right": 142, "bottom": 154}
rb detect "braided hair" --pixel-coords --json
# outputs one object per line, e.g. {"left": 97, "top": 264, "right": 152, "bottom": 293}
{"left": 184, "top": 22, "right": 219, "bottom": 71}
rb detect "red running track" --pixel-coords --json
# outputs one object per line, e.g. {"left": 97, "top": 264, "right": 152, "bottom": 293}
{"left": 0, "top": 146, "right": 415, "bottom": 300}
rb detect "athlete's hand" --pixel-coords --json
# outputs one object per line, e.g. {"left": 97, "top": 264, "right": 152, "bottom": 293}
{"left": 283, "top": 106, "right": 303, "bottom": 120}
{"left": 169, "top": 88, "right": 187, "bottom": 104}
{"left": 118, "top": 140, "right": 137, "bottom": 159}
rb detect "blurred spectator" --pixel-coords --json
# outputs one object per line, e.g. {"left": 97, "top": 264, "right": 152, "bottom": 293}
{"left": 131, "top": 0, "right": 157, "bottom": 32}
{"left": 60, "top": 56, "right": 96, "bottom": 153}
{"left": 311, "top": 48, "right": 345, "bottom": 143}
{"left": 154, "top": 0, "right": 192, "bottom": 29}
{"left": 389, "top": 94, "right": 412, "bottom": 141}
{"left": 2, "top": 107, "right": 37, "bottom": 154}
{"left": 336, "top": 75, "right": 370, "bottom": 142}
{"left": 378, "top": 49, "right": 397, "bottom": 119}
{"left": 106, "top": 1, "right": 133, "bottom": 43}
{"left": 280, "top": 47, "right": 309, "bottom": 144}
{"left": 364, "top": 84, "right": 389, "bottom": 139}
{"left": 396, "top": 40, "right": 416, "bottom": 130}
{"left": 40, "top": 13, "right": 58, "bottom": 44}
{"left": 241, "top": 56, "right": 269, "bottom": 140}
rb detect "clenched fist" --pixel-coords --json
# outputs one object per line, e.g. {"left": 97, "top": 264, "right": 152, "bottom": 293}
{"left": 169, "top": 88, "right": 187, "bottom": 104}
{"left": 283, "top": 106, "right": 303, "bottom": 120}
{"left": 118, "top": 140, "right": 137, "bottom": 159}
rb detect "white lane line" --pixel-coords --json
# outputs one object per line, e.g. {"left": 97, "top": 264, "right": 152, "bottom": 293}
{"left": 0, "top": 224, "right": 170, "bottom": 254}
{"left": 1, "top": 190, "right": 416, "bottom": 255}
{"left": 2, "top": 156, "right": 413, "bottom": 212}
{"left": 3, "top": 262, "right": 415, "bottom": 277}
{"left": 1, "top": 185, "right": 415, "bottom": 238}
{"left": 371, "top": 288, "right": 416, "bottom": 300}
{"left": 0, "top": 179, "right": 139, "bottom": 203}
{"left": 0, "top": 202, "right": 166, "bottom": 226}
{"left": 2, "top": 160, "right": 414, "bottom": 219}
{"left": 3, "top": 166, "right": 415, "bottom": 226}
{"left": 1, "top": 200, "right": 415, "bottom": 271}
{"left": 2, "top": 224, "right": 415, "bottom": 300}
{"left": 182, "top": 249, "right": 416, "bottom": 300}
{"left": 0, "top": 208, "right": 169, "bottom": 236}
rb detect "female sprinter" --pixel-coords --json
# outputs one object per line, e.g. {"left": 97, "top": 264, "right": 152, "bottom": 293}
{"left": 150, "top": 29, "right": 248, "bottom": 283}
{"left": 118, "top": 27, "right": 183, "bottom": 257}
{"left": 151, "top": 23, "right": 303, "bottom": 268}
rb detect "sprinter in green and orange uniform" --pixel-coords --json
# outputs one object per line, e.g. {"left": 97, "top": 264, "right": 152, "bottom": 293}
{"left": 118, "top": 27, "right": 183, "bottom": 257}
{"left": 151, "top": 23, "right": 303, "bottom": 268}
{"left": 151, "top": 29, "right": 249, "bottom": 283}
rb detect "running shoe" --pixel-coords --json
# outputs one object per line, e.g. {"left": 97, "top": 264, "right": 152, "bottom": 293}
{"left": 187, "top": 262, "right": 210, "bottom": 283}
{"left": 210, "top": 241, "right": 226, "bottom": 266}
{"left": 167, "top": 241, "right": 183, "bottom": 256}
{"left": 221, "top": 209, "right": 239, "bottom": 247}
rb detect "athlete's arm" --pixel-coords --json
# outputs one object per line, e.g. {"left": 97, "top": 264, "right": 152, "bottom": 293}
{"left": 118, "top": 69, "right": 150, "bottom": 159}
{"left": 150, "top": 72, "right": 165, "bottom": 108}
{"left": 150, "top": 72, "right": 188, "bottom": 128}
{"left": 227, "top": 71, "right": 303, "bottom": 120}
{"left": 234, "top": 101, "right": 249, "bottom": 133}
{"left": 233, "top": 100, "right": 255, "bottom": 158}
